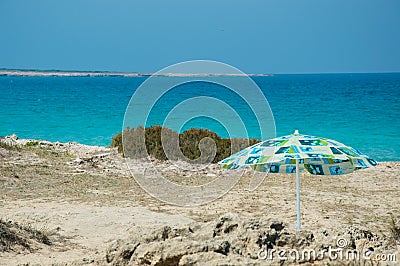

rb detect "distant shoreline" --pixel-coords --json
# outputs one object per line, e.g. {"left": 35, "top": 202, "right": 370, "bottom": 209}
{"left": 1, "top": 69, "right": 399, "bottom": 77}
{"left": 0, "top": 69, "right": 272, "bottom": 77}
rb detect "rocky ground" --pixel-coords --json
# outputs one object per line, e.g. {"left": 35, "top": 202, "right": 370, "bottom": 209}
{"left": 0, "top": 134, "right": 399, "bottom": 265}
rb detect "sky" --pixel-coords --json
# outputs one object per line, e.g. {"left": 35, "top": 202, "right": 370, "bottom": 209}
{"left": 1, "top": 0, "right": 399, "bottom": 74}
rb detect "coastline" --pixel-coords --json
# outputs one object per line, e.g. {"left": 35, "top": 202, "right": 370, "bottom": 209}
{"left": 0, "top": 69, "right": 272, "bottom": 77}
{"left": 1, "top": 135, "right": 399, "bottom": 264}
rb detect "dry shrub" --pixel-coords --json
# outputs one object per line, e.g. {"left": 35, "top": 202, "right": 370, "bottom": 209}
{"left": 111, "top": 126, "right": 259, "bottom": 163}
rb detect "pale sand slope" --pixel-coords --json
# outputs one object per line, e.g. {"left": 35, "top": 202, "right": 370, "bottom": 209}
{"left": 0, "top": 136, "right": 399, "bottom": 265}
{"left": 0, "top": 201, "right": 194, "bottom": 265}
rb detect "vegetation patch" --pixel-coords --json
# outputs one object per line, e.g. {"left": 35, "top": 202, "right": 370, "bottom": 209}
{"left": 0, "top": 219, "right": 51, "bottom": 252}
{"left": 25, "top": 140, "right": 40, "bottom": 147}
{"left": 111, "top": 126, "right": 259, "bottom": 163}
{"left": 389, "top": 214, "right": 400, "bottom": 242}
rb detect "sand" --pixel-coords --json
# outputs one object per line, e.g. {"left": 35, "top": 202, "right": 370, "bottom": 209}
{"left": 0, "top": 135, "right": 399, "bottom": 265}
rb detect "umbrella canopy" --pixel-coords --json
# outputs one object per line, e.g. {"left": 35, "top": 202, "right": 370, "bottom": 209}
{"left": 219, "top": 130, "right": 377, "bottom": 175}
{"left": 218, "top": 130, "right": 377, "bottom": 230}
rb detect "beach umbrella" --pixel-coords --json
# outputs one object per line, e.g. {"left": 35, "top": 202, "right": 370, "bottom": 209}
{"left": 218, "top": 130, "right": 377, "bottom": 230}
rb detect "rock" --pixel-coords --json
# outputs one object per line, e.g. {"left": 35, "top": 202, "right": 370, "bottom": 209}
{"left": 106, "top": 240, "right": 140, "bottom": 264}
{"left": 214, "top": 240, "right": 231, "bottom": 255}
{"left": 179, "top": 252, "right": 259, "bottom": 265}
{"left": 1, "top": 134, "right": 19, "bottom": 146}
{"left": 74, "top": 158, "right": 84, "bottom": 165}
{"left": 54, "top": 141, "right": 64, "bottom": 147}
{"left": 39, "top": 140, "right": 53, "bottom": 146}
{"left": 104, "top": 212, "right": 393, "bottom": 265}
{"left": 213, "top": 213, "right": 239, "bottom": 237}
{"left": 270, "top": 221, "right": 284, "bottom": 232}
{"left": 105, "top": 214, "right": 294, "bottom": 265}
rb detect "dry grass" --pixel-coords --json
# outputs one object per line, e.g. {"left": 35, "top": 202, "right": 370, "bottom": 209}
{"left": 0, "top": 219, "right": 51, "bottom": 252}
{"left": 1, "top": 145, "right": 400, "bottom": 233}
{"left": 389, "top": 214, "right": 400, "bottom": 242}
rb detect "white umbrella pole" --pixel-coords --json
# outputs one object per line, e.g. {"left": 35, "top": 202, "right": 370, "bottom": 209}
{"left": 296, "top": 158, "right": 301, "bottom": 231}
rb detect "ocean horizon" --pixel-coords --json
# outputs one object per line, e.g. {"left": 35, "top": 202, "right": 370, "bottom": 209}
{"left": 1, "top": 72, "right": 399, "bottom": 161}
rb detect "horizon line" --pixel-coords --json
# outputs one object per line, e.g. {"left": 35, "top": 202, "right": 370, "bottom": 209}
{"left": 0, "top": 67, "right": 399, "bottom": 76}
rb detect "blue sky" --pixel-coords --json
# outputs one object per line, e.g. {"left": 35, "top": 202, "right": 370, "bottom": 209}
{"left": 1, "top": 0, "right": 399, "bottom": 74}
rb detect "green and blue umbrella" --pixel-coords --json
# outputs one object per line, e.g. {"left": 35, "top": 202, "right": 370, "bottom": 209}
{"left": 218, "top": 130, "right": 377, "bottom": 230}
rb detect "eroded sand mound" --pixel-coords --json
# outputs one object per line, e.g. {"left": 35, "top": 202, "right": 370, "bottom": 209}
{"left": 0, "top": 219, "right": 51, "bottom": 253}
{"left": 105, "top": 213, "right": 399, "bottom": 265}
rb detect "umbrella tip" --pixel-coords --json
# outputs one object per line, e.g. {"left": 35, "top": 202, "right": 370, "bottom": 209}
{"left": 294, "top": 129, "right": 299, "bottom": 135}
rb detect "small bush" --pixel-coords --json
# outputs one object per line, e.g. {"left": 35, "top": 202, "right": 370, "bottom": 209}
{"left": 25, "top": 140, "right": 39, "bottom": 147}
{"left": 179, "top": 128, "right": 219, "bottom": 163}
{"left": 389, "top": 214, "right": 400, "bottom": 242}
{"left": 110, "top": 132, "right": 123, "bottom": 153}
{"left": 111, "top": 126, "right": 259, "bottom": 163}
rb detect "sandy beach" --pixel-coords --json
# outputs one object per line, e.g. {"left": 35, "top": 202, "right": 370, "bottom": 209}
{"left": 2, "top": 0, "right": 399, "bottom": 265}
{"left": 0, "top": 135, "right": 399, "bottom": 265}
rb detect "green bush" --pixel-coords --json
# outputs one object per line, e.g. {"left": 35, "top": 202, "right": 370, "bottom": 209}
{"left": 179, "top": 128, "right": 219, "bottom": 163}
{"left": 110, "top": 132, "right": 122, "bottom": 153}
{"left": 25, "top": 140, "right": 40, "bottom": 147}
{"left": 111, "top": 125, "right": 260, "bottom": 163}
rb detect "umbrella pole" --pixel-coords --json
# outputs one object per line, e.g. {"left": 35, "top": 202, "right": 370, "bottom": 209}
{"left": 296, "top": 158, "right": 301, "bottom": 231}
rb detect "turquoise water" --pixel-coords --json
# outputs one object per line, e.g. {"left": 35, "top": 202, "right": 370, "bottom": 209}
{"left": 0, "top": 73, "right": 399, "bottom": 161}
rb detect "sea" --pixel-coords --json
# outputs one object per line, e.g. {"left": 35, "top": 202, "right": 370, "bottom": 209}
{"left": 0, "top": 73, "right": 399, "bottom": 161}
